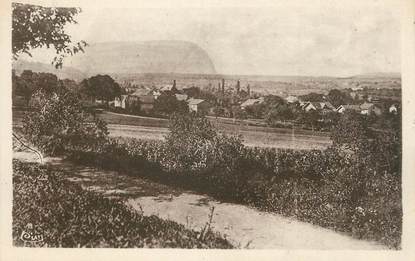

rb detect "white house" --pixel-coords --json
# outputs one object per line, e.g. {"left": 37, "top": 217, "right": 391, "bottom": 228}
{"left": 285, "top": 95, "right": 298, "bottom": 103}
{"left": 336, "top": 104, "right": 361, "bottom": 114}
{"left": 301, "top": 101, "right": 335, "bottom": 112}
{"left": 114, "top": 95, "right": 128, "bottom": 109}
{"left": 319, "top": 102, "right": 336, "bottom": 111}
{"left": 151, "top": 89, "right": 162, "bottom": 99}
{"left": 360, "top": 102, "right": 373, "bottom": 115}
{"left": 389, "top": 104, "right": 398, "bottom": 114}
{"left": 161, "top": 85, "right": 175, "bottom": 92}
{"left": 302, "top": 102, "right": 317, "bottom": 112}
{"left": 360, "top": 102, "right": 382, "bottom": 116}
{"left": 187, "top": 98, "right": 211, "bottom": 113}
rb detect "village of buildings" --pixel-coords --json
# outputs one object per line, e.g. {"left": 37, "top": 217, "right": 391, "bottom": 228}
{"left": 106, "top": 77, "right": 400, "bottom": 125}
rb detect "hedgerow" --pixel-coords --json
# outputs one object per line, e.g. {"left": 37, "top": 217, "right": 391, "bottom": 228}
{"left": 67, "top": 113, "right": 401, "bottom": 248}
{"left": 12, "top": 160, "right": 233, "bottom": 248}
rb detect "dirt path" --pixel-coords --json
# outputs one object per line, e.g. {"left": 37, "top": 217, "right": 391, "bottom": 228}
{"left": 14, "top": 150, "right": 387, "bottom": 249}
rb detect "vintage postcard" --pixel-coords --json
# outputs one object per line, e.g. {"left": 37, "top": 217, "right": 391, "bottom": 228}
{"left": 0, "top": 0, "right": 414, "bottom": 260}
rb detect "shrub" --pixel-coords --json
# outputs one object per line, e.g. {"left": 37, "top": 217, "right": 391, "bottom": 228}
{"left": 80, "top": 136, "right": 401, "bottom": 248}
{"left": 12, "top": 160, "right": 233, "bottom": 248}
{"left": 23, "top": 90, "right": 108, "bottom": 156}
{"left": 164, "top": 113, "right": 243, "bottom": 172}
{"left": 57, "top": 111, "right": 401, "bottom": 248}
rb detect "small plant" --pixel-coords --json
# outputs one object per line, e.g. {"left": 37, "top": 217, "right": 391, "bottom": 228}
{"left": 199, "top": 206, "right": 215, "bottom": 241}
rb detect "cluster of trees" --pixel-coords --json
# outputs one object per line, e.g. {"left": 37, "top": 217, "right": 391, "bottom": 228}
{"left": 180, "top": 84, "right": 250, "bottom": 118}
{"left": 12, "top": 70, "right": 78, "bottom": 105}
{"left": 298, "top": 90, "right": 355, "bottom": 107}
{"left": 12, "top": 70, "right": 125, "bottom": 108}
{"left": 245, "top": 95, "right": 299, "bottom": 122}
{"left": 153, "top": 92, "right": 188, "bottom": 116}
{"left": 79, "top": 74, "right": 124, "bottom": 105}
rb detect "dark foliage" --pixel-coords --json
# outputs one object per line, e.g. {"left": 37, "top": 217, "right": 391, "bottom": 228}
{"left": 12, "top": 3, "right": 87, "bottom": 68}
{"left": 153, "top": 93, "right": 189, "bottom": 116}
{"left": 12, "top": 160, "right": 233, "bottom": 248}
{"left": 299, "top": 92, "right": 325, "bottom": 102}
{"left": 327, "top": 89, "right": 354, "bottom": 107}
{"left": 12, "top": 70, "right": 70, "bottom": 104}
{"left": 80, "top": 75, "right": 123, "bottom": 103}
{"left": 67, "top": 113, "right": 401, "bottom": 248}
{"left": 23, "top": 90, "right": 108, "bottom": 155}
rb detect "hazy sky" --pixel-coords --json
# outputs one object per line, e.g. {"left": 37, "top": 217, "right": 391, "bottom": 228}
{"left": 22, "top": 0, "right": 401, "bottom": 77}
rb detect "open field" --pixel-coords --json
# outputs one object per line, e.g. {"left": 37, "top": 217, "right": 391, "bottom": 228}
{"left": 101, "top": 112, "right": 331, "bottom": 150}
{"left": 106, "top": 124, "right": 330, "bottom": 150}
{"left": 99, "top": 111, "right": 170, "bottom": 128}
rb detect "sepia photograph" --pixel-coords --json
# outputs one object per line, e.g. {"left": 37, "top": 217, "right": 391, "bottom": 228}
{"left": 1, "top": 0, "right": 414, "bottom": 257}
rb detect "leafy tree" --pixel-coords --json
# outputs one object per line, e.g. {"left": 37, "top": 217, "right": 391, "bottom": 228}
{"left": 12, "top": 70, "right": 67, "bottom": 104}
{"left": 183, "top": 86, "right": 201, "bottom": 98}
{"left": 232, "top": 106, "right": 247, "bottom": 119}
{"left": 60, "top": 78, "right": 81, "bottom": 93}
{"left": 154, "top": 93, "right": 188, "bottom": 116}
{"left": 297, "top": 109, "right": 321, "bottom": 131}
{"left": 23, "top": 90, "right": 108, "bottom": 155}
{"left": 265, "top": 104, "right": 295, "bottom": 125}
{"left": 264, "top": 95, "right": 285, "bottom": 106}
{"left": 327, "top": 89, "right": 353, "bottom": 107}
{"left": 299, "top": 92, "right": 325, "bottom": 102}
{"left": 245, "top": 103, "right": 266, "bottom": 119}
{"left": 237, "top": 89, "right": 249, "bottom": 100}
{"left": 12, "top": 3, "right": 87, "bottom": 68}
{"left": 12, "top": 3, "right": 108, "bottom": 159}
{"left": 12, "top": 70, "right": 29, "bottom": 101}
{"left": 80, "top": 75, "right": 123, "bottom": 104}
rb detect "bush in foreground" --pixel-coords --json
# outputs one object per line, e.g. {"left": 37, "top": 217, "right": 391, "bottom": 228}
{"left": 70, "top": 135, "right": 401, "bottom": 249}
{"left": 12, "top": 160, "right": 233, "bottom": 248}
{"left": 23, "top": 90, "right": 108, "bottom": 156}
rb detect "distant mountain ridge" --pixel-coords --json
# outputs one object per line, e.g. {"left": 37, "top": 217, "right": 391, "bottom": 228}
{"left": 351, "top": 72, "right": 401, "bottom": 78}
{"left": 64, "top": 41, "right": 217, "bottom": 76}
